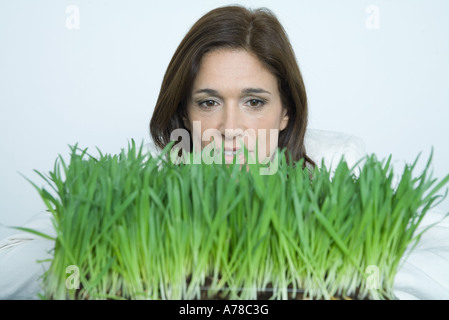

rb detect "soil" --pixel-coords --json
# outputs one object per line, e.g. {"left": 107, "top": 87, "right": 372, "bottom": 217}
{"left": 71, "top": 275, "right": 372, "bottom": 300}
{"left": 194, "top": 276, "right": 365, "bottom": 300}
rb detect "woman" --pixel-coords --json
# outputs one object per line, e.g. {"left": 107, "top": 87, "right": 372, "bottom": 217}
{"left": 149, "top": 5, "right": 315, "bottom": 169}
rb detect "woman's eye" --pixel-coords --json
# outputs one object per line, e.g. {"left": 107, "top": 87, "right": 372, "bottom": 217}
{"left": 247, "top": 99, "right": 265, "bottom": 108}
{"left": 199, "top": 100, "right": 218, "bottom": 109}
{"left": 198, "top": 99, "right": 265, "bottom": 109}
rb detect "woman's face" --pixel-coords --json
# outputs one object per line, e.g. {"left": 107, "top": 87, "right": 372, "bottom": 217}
{"left": 184, "top": 49, "right": 289, "bottom": 164}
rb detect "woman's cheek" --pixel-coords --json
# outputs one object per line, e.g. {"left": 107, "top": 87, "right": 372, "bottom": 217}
{"left": 255, "top": 128, "right": 280, "bottom": 163}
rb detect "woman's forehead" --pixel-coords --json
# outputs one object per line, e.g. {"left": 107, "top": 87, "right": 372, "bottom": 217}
{"left": 192, "top": 49, "right": 278, "bottom": 94}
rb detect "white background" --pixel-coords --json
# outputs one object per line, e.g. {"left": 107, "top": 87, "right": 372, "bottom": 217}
{"left": 1, "top": 0, "right": 448, "bottom": 239}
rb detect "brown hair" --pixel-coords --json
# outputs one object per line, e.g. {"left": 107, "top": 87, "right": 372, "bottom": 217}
{"left": 149, "top": 5, "right": 315, "bottom": 168}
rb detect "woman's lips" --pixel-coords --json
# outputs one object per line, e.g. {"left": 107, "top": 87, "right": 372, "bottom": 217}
{"left": 223, "top": 149, "right": 248, "bottom": 164}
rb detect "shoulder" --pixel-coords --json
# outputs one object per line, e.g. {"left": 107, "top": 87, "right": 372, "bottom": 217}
{"left": 304, "top": 128, "right": 366, "bottom": 174}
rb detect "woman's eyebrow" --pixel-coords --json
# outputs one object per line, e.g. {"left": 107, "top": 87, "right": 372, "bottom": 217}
{"left": 194, "top": 88, "right": 271, "bottom": 95}
{"left": 241, "top": 88, "right": 271, "bottom": 95}
{"left": 194, "top": 88, "right": 219, "bottom": 95}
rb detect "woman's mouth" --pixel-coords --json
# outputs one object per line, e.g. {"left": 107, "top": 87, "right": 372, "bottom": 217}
{"left": 223, "top": 150, "right": 238, "bottom": 157}
{"left": 223, "top": 149, "right": 246, "bottom": 163}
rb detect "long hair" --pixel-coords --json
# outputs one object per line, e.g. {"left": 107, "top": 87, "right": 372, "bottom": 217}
{"left": 150, "top": 5, "right": 315, "bottom": 167}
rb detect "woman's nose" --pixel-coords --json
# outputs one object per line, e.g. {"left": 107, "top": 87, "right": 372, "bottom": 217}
{"left": 219, "top": 102, "right": 243, "bottom": 138}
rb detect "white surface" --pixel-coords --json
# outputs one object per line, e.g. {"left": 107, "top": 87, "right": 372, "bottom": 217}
{"left": 393, "top": 207, "right": 449, "bottom": 299}
{"left": 0, "top": 212, "right": 54, "bottom": 300}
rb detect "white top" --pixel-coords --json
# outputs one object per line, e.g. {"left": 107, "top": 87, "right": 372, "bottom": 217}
{"left": 1, "top": 129, "right": 448, "bottom": 300}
